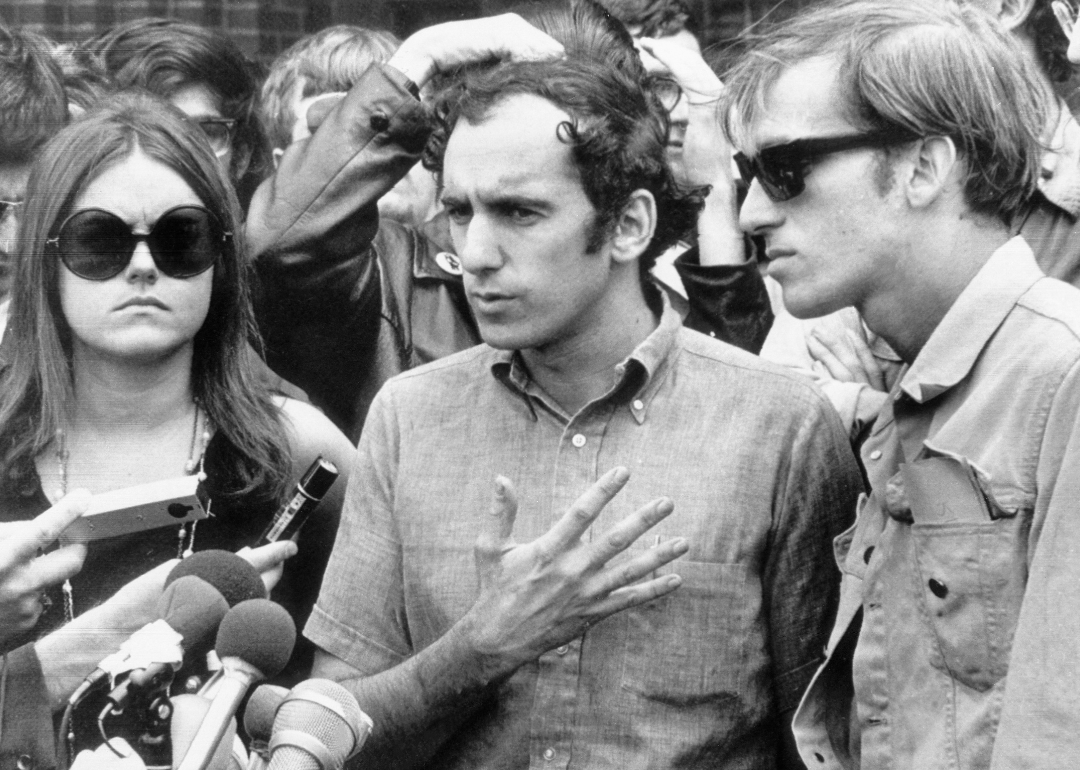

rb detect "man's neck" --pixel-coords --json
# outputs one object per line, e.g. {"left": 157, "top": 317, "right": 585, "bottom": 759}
{"left": 860, "top": 218, "right": 1011, "bottom": 364}
{"left": 520, "top": 287, "right": 659, "bottom": 417}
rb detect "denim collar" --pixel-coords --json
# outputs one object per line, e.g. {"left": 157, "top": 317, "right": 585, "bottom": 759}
{"left": 899, "top": 236, "right": 1043, "bottom": 404}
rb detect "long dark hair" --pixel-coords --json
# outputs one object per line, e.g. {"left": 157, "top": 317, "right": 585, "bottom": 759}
{"left": 0, "top": 90, "right": 290, "bottom": 506}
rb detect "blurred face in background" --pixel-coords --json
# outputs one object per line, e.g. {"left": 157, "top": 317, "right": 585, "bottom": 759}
{"left": 170, "top": 82, "right": 237, "bottom": 177}
{"left": 0, "top": 161, "right": 31, "bottom": 298}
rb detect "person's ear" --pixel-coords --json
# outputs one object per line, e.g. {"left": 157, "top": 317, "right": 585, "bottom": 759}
{"left": 609, "top": 189, "right": 657, "bottom": 264}
{"left": 904, "top": 136, "right": 959, "bottom": 210}
{"left": 998, "top": 0, "right": 1037, "bottom": 31}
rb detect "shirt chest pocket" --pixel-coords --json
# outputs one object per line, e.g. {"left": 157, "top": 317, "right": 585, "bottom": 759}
{"left": 620, "top": 561, "right": 757, "bottom": 705}
{"left": 912, "top": 514, "right": 1030, "bottom": 692}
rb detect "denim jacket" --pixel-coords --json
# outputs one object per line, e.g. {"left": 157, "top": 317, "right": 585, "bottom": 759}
{"left": 793, "top": 237, "right": 1080, "bottom": 770}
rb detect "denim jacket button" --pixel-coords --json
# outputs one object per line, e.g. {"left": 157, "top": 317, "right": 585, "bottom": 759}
{"left": 928, "top": 578, "right": 948, "bottom": 598}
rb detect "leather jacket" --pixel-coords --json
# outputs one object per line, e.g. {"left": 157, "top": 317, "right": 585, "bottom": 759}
{"left": 248, "top": 65, "right": 478, "bottom": 441}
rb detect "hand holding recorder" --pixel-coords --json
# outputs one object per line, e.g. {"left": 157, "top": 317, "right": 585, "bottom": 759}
{"left": 0, "top": 489, "right": 91, "bottom": 647}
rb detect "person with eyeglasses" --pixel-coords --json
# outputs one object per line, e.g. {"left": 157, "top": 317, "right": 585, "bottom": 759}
{"left": 80, "top": 18, "right": 273, "bottom": 212}
{"left": 725, "top": 1, "right": 1080, "bottom": 768}
{"left": 0, "top": 25, "right": 69, "bottom": 344}
{"left": 634, "top": 34, "right": 773, "bottom": 351}
{"left": 0, "top": 90, "right": 354, "bottom": 764}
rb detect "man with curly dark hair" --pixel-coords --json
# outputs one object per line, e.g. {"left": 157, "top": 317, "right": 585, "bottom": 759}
{"left": 250, "top": 1, "right": 772, "bottom": 442}
{"left": 301, "top": 10, "right": 862, "bottom": 770}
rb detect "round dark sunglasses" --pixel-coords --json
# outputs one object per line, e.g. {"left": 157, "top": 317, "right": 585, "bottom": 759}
{"left": 46, "top": 205, "right": 230, "bottom": 281}
{"left": 734, "top": 129, "right": 921, "bottom": 202}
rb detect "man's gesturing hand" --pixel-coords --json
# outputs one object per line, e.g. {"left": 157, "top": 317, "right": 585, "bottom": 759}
{"left": 460, "top": 467, "right": 687, "bottom": 678}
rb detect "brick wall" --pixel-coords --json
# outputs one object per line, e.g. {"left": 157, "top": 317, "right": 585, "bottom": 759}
{"left": 0, "top": 0, "right": 811, "bottom": 63}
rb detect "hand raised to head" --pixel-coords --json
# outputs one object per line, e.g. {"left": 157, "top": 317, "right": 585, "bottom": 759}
{"left": 461, "top": 467, "right": 687, "bottom": 678}
{"left": 1053, "top": 1, "right": 1080, "bottom": 64}
{"left": 389, "top": 14, "right": 564, "bottom": 91}
{"left": 637, "top": 37, "right": 731, "bottom": 190}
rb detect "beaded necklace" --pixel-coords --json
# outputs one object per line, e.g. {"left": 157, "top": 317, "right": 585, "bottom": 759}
{"left": 53, "top": 403, "right": 211, "bottom": 623}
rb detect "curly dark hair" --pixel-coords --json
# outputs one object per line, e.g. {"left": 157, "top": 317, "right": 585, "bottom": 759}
{"left": 425, "top": 3, "right": 702, "bottom": 284}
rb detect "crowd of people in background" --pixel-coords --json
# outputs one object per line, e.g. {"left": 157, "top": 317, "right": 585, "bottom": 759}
{"left": 1, "top": 0, "right": 1080, "bottom": 768}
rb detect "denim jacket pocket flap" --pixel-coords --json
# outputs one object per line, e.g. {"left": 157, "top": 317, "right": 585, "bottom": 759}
{"left": 912, "top": 515, "right": 1029, "bottom": 691}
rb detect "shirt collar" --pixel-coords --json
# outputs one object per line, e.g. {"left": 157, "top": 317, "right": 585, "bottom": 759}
{"left": 1038, "top": 100, "right": 1080, "bottom": 217}
{"left": 491, "top": 296, "right": 682, "bottom": 423}
{"left": 899, "top": 236, "right": 1043, "bottom": 403}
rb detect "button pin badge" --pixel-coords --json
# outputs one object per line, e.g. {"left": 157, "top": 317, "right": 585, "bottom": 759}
{"left": 435, "top": 251, "right": 463, "bottom": 276}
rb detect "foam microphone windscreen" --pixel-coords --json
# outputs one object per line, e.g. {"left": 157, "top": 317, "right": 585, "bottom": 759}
{"left": 156, "top": 575, "right": 230, "bottom": 650}
{"left": 171, "top": 694, "right": 239, "bottom": 770}
{"left": 167, "top": 550, "right": 267, "bottom": 606}
{"left": 245, "top": 685, "right": 289, "bottom": 743}
{"left": 216, "top": 599, "right": 296, "bottom": 678}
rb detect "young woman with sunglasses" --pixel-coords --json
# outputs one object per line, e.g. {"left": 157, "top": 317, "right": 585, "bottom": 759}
{"left": 0, "top": 90, "right": 353, "bottom": 760}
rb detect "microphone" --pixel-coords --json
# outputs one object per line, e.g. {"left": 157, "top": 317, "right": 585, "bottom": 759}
{"left": 171, "top": 694, "right": 240, "bottom": 770}
{"left": 175, "top": 599, "right": 296, "bottom": 770}
{"left": 267, "top": 679, "right": 373, "bottom": 770}
{"left": 243, "top": 685, "right": 288, "bottom": 770}
{"left": 167, "top": 551, "right": 268, "bottom": 700}
{"left": 67, "top": 575, "right": 230, "bottom": 708}
{"left": 256, "top": 457, "right": 339, "bottom": 546}
{"left": 166, "top": 550, "right": 267, "bottom": 606}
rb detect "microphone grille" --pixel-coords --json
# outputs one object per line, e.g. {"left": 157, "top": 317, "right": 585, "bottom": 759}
{"left": 244, "top": 684, "right": 289, "bottom": 741}
{"left": 269, "top": 679, "right": 370, "bottom": 770}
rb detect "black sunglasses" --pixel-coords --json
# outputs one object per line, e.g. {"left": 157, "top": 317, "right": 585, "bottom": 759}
{"left": 734, "top": 129, "right": 921, "bottom": 202}
{"left": 47, "top": 205, "right": 230, "bottom": 281}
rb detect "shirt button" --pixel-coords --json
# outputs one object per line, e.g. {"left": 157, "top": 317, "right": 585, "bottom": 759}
{"left": 869, "top": 450, "right": 882, "bottom": 460}
{"left": 632, "top": 399, "right": 644, "bottom": 411}
{"left": 555, "top": 644, "right": 569, "bottom": 655}
{"left": 543, "top": 748, "right": 556, "bottom": 761}
{"left": 571, "top": 433, "right": 586, "bottom": 448}
{"left": 17, "top": 755, "right": 33, "bottom": 770}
